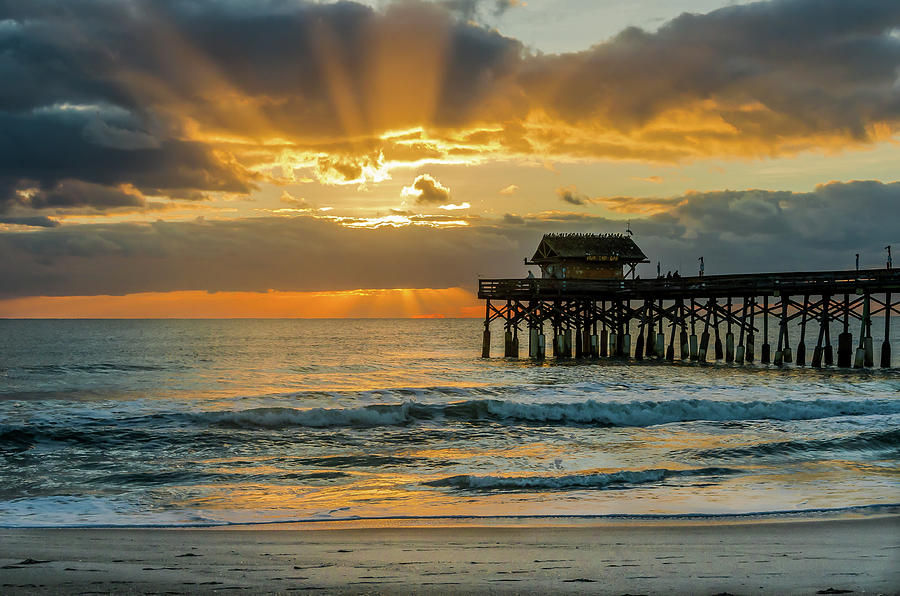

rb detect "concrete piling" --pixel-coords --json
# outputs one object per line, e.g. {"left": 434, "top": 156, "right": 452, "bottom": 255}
{"left": 735, "top": 299, "right": 747, "bottom": 364}
{"left": 746, "top": 333, "right": 755, "bottom": 363}
{"left": 823, "top": 296, "right": 833, "bottom": 366}
{"left": 761, "top": 295, "right": 771, "bottom": 364}
{"left": 724, "top": 298, "right": 734, "bottom": 363}
{"left": 882, "top": 292, "right": 892, "bottom": 368}
{"left": 797, "top": 295, "right": 809, "bottom": 367}
{"left": 782, "top": 297, "right": 792, "bottom": 363}
{"left": 482, "top": 327, "right": 491, "bottom": 359}
{"left": 837, "top": 293, "right": 852, "bottom": 367}
{"left": 855, "top": 293, "right": 869, "bottom": 368}
{"left": 746, "top": 299, "right": 756, "bottom": 363}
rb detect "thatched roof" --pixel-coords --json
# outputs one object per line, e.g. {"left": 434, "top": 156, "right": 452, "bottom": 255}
{"left": 531, "top": 233, "right": 648, "bottom": 262}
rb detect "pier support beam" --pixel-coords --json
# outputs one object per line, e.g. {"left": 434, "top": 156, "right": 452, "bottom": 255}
{"left": 735, "top": 299, "right": 747, "bottom": 364}
{"left": 855, "top": 293, "right": 869, "bottom": 368}
{"left": 796, "top": 295, "right": 808, "bottom": 366}
{"left": 761, "top": 294, "right": 771, "bottom": 364}
{"left": 837, "top": 293, "right": 852, "bottom": 367}
{"left": 746, "top": 298, "right": 756, "bottom": 363}
{"left": 725, "top": 297, "right": 734, "bottom": 363}
{"left": 822, "top": 296, "right": 834, "bottom": 366}
{"left": 882, "top": 292, "right": 892, "bottom": 368}
{"left": 689, "top": 300, "right": 699, "bottom": 361}
{"left": 864, "top": 293, "right": 874, "bottom": 367}
{"left": 481, "top": 299, "right": 491, "bottom": 358}
{"left": 698, "top": 299, "right": 712, "bottom": 362}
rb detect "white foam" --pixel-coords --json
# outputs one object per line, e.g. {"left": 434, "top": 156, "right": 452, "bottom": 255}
{"left": 0, "top": 495, "right": 214, "bottom": 528}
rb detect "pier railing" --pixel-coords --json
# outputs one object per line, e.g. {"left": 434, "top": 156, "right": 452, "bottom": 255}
{"left": 478, "top": 268, "right": 900, "bottom": 300}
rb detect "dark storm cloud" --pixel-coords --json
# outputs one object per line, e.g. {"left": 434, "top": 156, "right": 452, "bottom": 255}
{"left": 0, "top": 108, "right": 252, "bottom": 213}
{"left": 1, "top": 180, "right": 897, "bottom": 298}
{"left": 598, "top": 180, "right": 900, "bottom": 273}
{"left": 522, "top": 0, "right": 900, "bottom": 138}
{"left": 0, "top": 215, "right": 59, "bottom": 228}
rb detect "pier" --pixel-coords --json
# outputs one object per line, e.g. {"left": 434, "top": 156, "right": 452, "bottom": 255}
{"left": 478, "top": 235, "right": 899, "bottom": 368}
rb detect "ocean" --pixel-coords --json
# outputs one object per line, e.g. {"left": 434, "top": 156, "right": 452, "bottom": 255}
{"left": 1, "top": 318, "right": 898, "bottom": 527}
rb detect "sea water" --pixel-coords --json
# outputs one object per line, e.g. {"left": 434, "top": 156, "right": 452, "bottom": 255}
{"left": 0, "top": 319, "right": 897, "bottom": 527}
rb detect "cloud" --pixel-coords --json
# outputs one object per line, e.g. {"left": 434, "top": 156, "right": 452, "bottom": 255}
{"left": 0, "top": 215, "right": 60, "bottom": 228}
{"left": 401, "top": 174, "right": 452, "bottom": 204}
{"left": 438, "top": 202, "right": 470, "bottom": 210}
{"left": 279, "top": 190, "right": 311, "bottom": 210}
{"left": 556, "top": 185, "right": 591, "bottom": 206}
{"left": 18, "top": 180, "right": 145, "bottom": 211}
{"left": 3, "top": 180, "right": 896, "bottom": 298}
{"left": 1, "top": 0, "right": 897, "bottom": 211}
{"left": 499, "top": 184, "right": 519, "bottom": 195}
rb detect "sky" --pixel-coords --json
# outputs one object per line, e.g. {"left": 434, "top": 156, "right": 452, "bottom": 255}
{"left": 0, "top": 0, "right": 898, "bottom": 317}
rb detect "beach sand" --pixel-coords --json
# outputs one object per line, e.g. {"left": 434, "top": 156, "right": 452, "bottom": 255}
{"left": 1, "top": 516, "right": 897, "bottom": 594}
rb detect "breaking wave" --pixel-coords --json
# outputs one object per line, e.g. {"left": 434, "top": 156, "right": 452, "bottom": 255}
{"left": 189, "top": 397, "right": 900, "bottom": 429}
{"left": 691, "top": 428, "right": 900, "bottom": 459}
{"left": 425, "top": 467, "right": 741, "bottom": 491}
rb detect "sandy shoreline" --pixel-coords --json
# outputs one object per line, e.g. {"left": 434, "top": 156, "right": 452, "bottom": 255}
{"left": 1, "top": 515, "right": 898, "bottom": 594}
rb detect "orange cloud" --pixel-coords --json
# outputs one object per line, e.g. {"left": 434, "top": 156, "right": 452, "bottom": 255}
{"left": 0, "top": 288, "right": 481, "bottom": 319}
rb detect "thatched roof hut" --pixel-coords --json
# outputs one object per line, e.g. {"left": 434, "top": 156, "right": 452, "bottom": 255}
{"left": 527, "top": 233, "right": 648, "bottom": 279}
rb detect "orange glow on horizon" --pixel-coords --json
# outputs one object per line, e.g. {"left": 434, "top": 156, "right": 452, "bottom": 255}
{"left": 0, "top": 288, "right": 481, "bottom": 319}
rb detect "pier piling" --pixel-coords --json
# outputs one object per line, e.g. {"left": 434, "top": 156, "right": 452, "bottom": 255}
{"left": 882, "top": 291, "right": 892, "bottom": 368}
{"left": 477, "top": 269, "right": 898, "bottom": 370}
{"left": 761, "top": 295, "right": 771, "bottom": 364}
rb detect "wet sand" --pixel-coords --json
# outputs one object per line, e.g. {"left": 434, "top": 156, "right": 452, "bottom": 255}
{"left": 1, "top": 516, "right": 898, "bottom": 594}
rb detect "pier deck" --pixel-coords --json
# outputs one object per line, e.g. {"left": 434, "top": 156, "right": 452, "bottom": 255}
{"left": 478, "top": 268, "right": 900, "bottom": 368}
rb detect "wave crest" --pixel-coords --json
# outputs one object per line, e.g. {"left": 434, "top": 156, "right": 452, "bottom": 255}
{"left": 190, "top": 397, "right": 900, "bottom": 430}
{"left": 425, "top": 467, "right": 741, "bottom": 491}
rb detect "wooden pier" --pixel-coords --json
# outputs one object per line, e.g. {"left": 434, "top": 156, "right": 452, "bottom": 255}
{"left": 478, "top": 268, "right": 900, "bottom": 368}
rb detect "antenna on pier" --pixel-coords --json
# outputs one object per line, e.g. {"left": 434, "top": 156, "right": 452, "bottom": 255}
{"left": 625, "top": 221, "right": 633, "bottom": 236}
